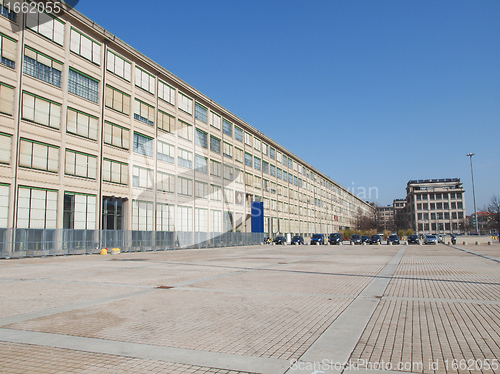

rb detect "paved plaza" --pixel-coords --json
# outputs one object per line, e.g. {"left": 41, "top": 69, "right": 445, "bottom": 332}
{"left": 0, "top": 242, "right": 498, "bottom": 374}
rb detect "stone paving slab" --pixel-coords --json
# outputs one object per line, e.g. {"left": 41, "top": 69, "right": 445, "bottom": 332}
{"left": 0, "top": 243, "right": 498, "bottom": 374}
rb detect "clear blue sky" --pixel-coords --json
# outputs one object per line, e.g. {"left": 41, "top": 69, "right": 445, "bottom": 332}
{"left": 75, "top": 0, "right": 500, "bottom": 213}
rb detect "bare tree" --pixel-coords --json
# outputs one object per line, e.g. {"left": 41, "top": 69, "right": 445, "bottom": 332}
{"left": 488, "top": 194, "right": 500, "bottom": 241}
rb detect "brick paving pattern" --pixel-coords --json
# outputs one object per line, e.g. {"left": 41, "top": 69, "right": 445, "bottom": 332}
{"left": 0, "top": 243, "right": 498, "bottom": 373}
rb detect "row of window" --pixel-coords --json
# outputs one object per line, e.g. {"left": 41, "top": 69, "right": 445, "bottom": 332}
{"left": 415, "top": 192, "right": 463, "bottom": 200}
{"left": 416, "top": 202, "right": 464, "bottom": 210}
{"left": 417, "top": 212, "right": 465, "bottom": 220}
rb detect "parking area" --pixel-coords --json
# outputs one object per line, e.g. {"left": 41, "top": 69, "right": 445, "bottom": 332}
{"left": 0, "top": 243, "right": 499, "bottom": 373}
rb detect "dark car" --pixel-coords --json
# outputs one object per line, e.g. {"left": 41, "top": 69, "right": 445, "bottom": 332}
{"left": 350, "top": 234, "right": 362, "bottom": 245}
{"left": 361, "top": 235, "right": 370, "bottom": 244}
{"left": 273, "top": 236, "right": 287, "bottom": 245}
{"left": 328, "top": 233, "right": 343, "bottom": 245}
{"left": 387, "top": 234, "right": 400, "bottom": 245}
{"left": 291, "top": 235, "right": 304, "bottom": 245}
{"left": 310, "top": 234, "right": 325, "bottom": 245}
{"left": 407, "top": 234, "right": 420, "bottom": 244}
{"left": 369, "top": 235, "right": 382, "bottom": 244}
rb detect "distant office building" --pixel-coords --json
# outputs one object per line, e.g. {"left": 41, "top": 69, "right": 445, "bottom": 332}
{"left": 405, "top": 179, "right": 466, "bottom": 234}
{"left": 0, "top": 3, "right": 373, "bottom": 241}
{"left": 377, "top": 206, "right": 394, "bottom": 231}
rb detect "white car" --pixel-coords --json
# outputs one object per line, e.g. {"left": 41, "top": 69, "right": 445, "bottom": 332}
{"left": 424, "top": 235, "right": 438, "bottom": 245}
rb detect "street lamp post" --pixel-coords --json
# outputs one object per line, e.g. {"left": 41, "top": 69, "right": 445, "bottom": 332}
{"left": 466, "top": 153, "right": 479, "bottom": 234}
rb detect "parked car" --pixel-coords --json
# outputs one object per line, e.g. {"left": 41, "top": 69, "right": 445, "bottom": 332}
{"left": 350, "top": 234, "right": 362, "bottom": 245}
{"left": 424, "top": 235, "right": 438, "bottom": 245}
{"left": 310, "top": 234, "right": 325, "bottom": 245}
{"left": 273, "top": 236, "right": 287, "bottom": 245}
{"left": 407, "top": 234, "right": 420, "bottom": 244}
{"left": 387, "top": 234, "right": 400, "bottom": 245}
{"left": 291, "top": 235, "right": 304, "bottom": 245}
{"left": 361, "top": 235, "right": 370, "bottom": 244}
{"left": 328, "top": 233, "right": 343, "bottom": 245}
{"left": 369, "top": 234, "right": 382, "bottom": 244}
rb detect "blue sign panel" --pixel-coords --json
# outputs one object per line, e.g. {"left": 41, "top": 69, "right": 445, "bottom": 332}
{"left": 251, "top": 201, "right": 264, "bottom": 233}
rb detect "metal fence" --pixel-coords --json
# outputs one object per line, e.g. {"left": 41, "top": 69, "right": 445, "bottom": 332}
{"left": 0, "top": 229, "right": 264, "bottom": 259}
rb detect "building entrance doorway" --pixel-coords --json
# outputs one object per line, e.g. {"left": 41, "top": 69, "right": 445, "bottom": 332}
{"left": 102, "top": 197, "right": 126, "bottom": 230}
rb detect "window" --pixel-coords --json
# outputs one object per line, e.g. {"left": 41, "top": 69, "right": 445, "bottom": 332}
{"left": 158, "top": 80, "right": 175, "bottom": 105}
{"left": 158, "top": 110, "right": 175, "bottom": 133}
{"left": 210, "top": 111, "right": 221, "bottom": 130}
{"left": 102, "top": 158, "right": 128, "bottom": 185}
{"left": 277, "top": 168, "right": 282, "bottom": 179}
{"left": 270, "top": 164, "right": 275, "bottom": 177}
{"left": 245, "top": 172, "right": 253, "bottom": 186}
{"left": 254, "top": 138, "right": 261, "bottom": 151}
{"left": 283, "top": 171, "right": 288, "bottom": 182}
{"left": 132, "top": 200, "right": 154, "bottom": 231}
{"left": 19, "top": 138, "right": 59, "bottom": 172}
{"left": 234, "top": 126, "right": 243, "bottom": 142}
{"left": 103, "top": 121, "right": 129, "bottom": 149}
{"left": 289, "top": 173, "right": 293, "bottom": 184}
{"left": 210, "top": 160, "right": 221, "bottom": 177}
{"left": 262, "top": 161, "right": 269, "bottom": 174}
{"left": 1, "top": 33, "right": 16, "bottom": 68}
{"left": 254, "top": 157, "right": 261, "bottom": 171}
{"left": 63, "top": 193, "right": 96, "bottom": 229}
{"left": 195, "top": 102, "right": 207, "bottom": 123}
{"left": 178, "top": 177, "right": 193, "bottom": 196}
{"left": 277, "top": 151, "right": 282, "bottom": 163}
{"left": 211, "top": 185, "right": 221, "bottom": 201}
{"left": 106, "top": 50, "right": 131, "bottom": 81}
{"left": 195, "top": 128, "right": 207, "bottom": 148}
{"left": 224, "top": 165, "right": 233, "bottom": 181}
{"left": 68, "top": 68, "right": 99, "bottom": 103}
{"left": 262, "top": 143, "right": 268, "bottom": 155}
{"left": 0, "top": 82, "right": 14, "bottom": 116}
{"left": 178, "top": 92, "right": 192, "bottom": 114}
{"left": 195, "top": 154, "right": 208, "bottom": 173}
{"left": 244, "top": 152, "right": 252, "bottom": 167}
{"left": 135, "top": 66, "right": 155, "bottom": 94}
{"left": 134, "top": 99, "right": 155, "bottom": 126}
{"left": 270, "top": 147, "right": 275, "bottom": 159}
{"left": 283, "top": 155, "right": 288, "bottom": 167}
{"left": 0, "top": 132, "right": 11, "bottom": 164}
{"left": 156, "top": 203, "right": 174, "bottom": 231}
{"left": 210, "top": 135, "right": 221, "bottom": 154}
{"left": 105, "top": 85, "right": 130, "bottom": 115}
{"left": 195, "top": 208, "right": 208, "bottom": 232}
{"left": 133, "top": 166, "right": 153, "bottom": 189}
{"left": 223, "top": 142, "right": 232, "bottom": 159}
{"left": 234, "top": 169, "right": 243, "bottom": 184}
{"left": 22, "top": 92, "right": 61, "bottom": 129}
{"left": 157, "top": 171, "right": 174, "bottom": 193}
{"left": 70, "top": 28, "right": 100, "bottom": 64}
{"left": 178, "top": 120, "right": 192, "bottom": 141}
{"left": 68, "top": 108, "right": 98, "bottom": 140}
{"left": 288, "top": 158, "right": 293, "bottom": 169}
{"left": 235, "top": 147, "right": 243, "bottom": 163}
{"left": 254, "top": 176, "right": 261, "bottom": 189}
{"left": 195, "top": 181, "right": 208, "bottom": 199}
{"left": 157, "top": 141, "right": 174, "bottom": 163}
{"left": 211, "top": 210, "right": 222, "bottom": 233}
{"left": 17, "top": 186, "right": 57, "bottom": 229}
{"left": 0, "top": 1, "right": 16, "bottom": 22}
{"left": 133, "top": 132, "right": 153, "bottom": 157}
{"left": 224, "top": 188, "right": 233, "bottom": 204}
{"left": 178, "top": 206, "right": 192, "bottom": 232}
{"left": 65, "top": 149, "right": 97, "bottom": 179}
{"left": 26, "top": 8, "right": 64, "bottom": 45}
{"left": 223, "top": 119, "right": 232, "bottom": 137}
{"left": 178, "top": 148, "right": 192, "bottom": 168}
{"left": 244, "top": 132, "right": 252, "bottom": 146}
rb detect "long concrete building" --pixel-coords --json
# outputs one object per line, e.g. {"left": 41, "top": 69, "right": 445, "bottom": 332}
{"left": 0, "top": 2, "right": 373, "bottom": 243}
